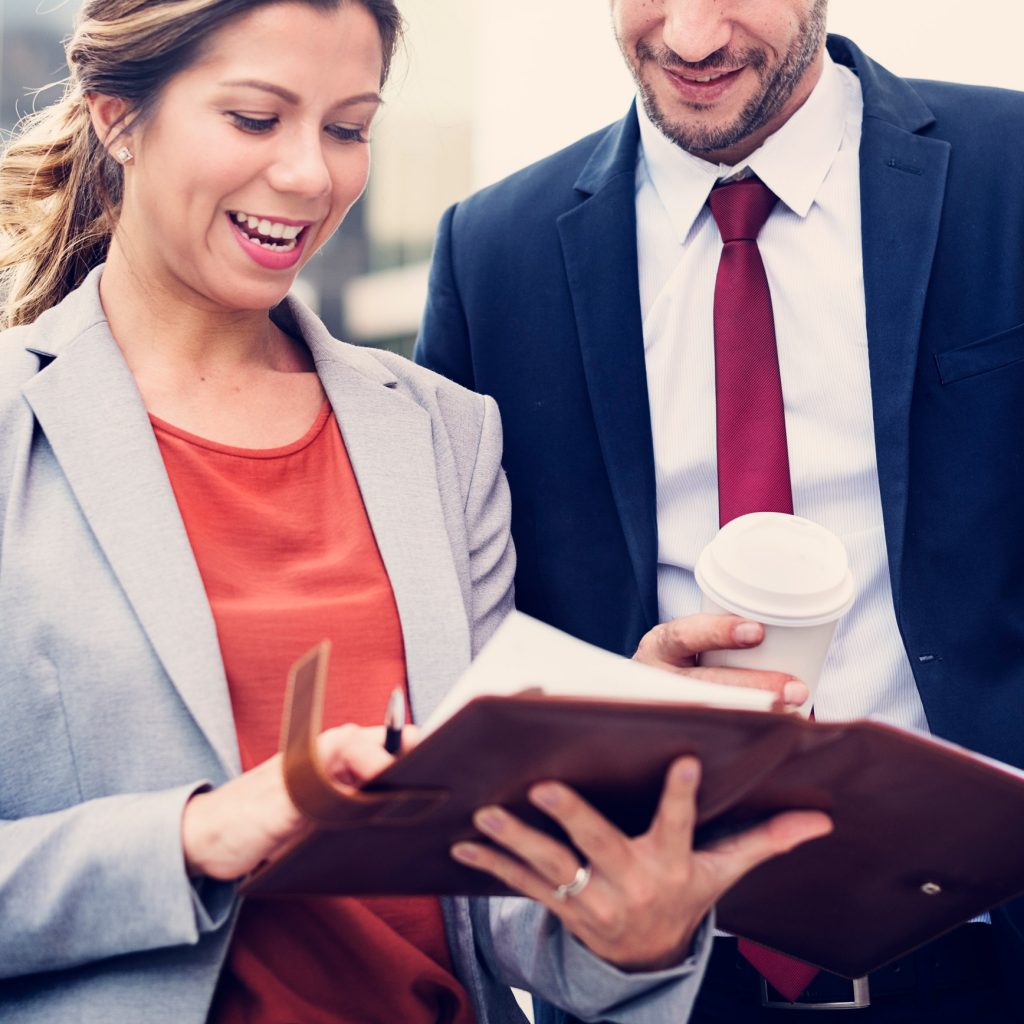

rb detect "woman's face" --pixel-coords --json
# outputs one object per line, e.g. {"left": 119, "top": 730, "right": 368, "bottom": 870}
{"left": 114, "top": 1, "right": 383, "bottom": 312}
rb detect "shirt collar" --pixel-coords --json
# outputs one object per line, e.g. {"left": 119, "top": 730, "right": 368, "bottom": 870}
{"left": 637, "top": 54, "right": 852, "bottom": 241}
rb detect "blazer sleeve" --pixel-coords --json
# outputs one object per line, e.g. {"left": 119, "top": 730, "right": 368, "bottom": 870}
{"left": 0, "top": 785, "right": 235, "bottom": 978}
{"left": 0, "top": 355, "right": 236, "bottom": 978}
{"left": 464, "top": 392, "right": 516, "bottom": 654}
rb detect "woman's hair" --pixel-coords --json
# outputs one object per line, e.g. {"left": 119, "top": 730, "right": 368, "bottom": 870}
{"left": 0, "top": 0, "right": 402, "bottom": 329}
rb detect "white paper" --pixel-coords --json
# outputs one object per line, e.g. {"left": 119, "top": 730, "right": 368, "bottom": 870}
{"left": 423, "top": 611, "right": 776, "bottom": 734}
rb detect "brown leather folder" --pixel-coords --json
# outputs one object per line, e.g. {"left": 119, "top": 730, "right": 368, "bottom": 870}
{"left": 241, "top": 642, "right": 1024, "bottom": 979}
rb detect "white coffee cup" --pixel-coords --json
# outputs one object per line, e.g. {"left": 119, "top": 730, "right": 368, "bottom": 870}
{"left": 694, "top": 512, "right": 855, "bottom": 716}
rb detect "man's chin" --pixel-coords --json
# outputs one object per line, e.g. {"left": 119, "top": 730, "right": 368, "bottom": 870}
{"left": 643, "top": 96, "right": 756, "bottom": 160}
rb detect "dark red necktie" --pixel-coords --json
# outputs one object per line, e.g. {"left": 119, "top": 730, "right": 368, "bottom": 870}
{"left": 709, "top": 179, "right": 817, "bottom": 1003}
{"left": 708, "top": 178, "right": 793, "bottom": 528}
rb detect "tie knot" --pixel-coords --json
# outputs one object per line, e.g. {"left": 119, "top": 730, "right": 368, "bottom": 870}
{"left": 708, "top": 178, "right": 778, "bottom": 243}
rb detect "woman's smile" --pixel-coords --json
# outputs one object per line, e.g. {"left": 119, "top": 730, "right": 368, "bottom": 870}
{"left": 227, "top": 209, "right": 313, "bottom": 269}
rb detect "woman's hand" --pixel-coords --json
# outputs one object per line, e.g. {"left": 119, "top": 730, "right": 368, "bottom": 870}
{"left": 180, "top": 724, "right": 398, "bottom": 880}
{"left": 450, "top": 757, "right": 832, "bottom": 972}
{"left": 634, "top": 613, "right": 808, "bottom": 708}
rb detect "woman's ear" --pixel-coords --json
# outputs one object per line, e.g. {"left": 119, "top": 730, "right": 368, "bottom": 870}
{"left": 84, "top": 91, "right": 133, "bottom": 158}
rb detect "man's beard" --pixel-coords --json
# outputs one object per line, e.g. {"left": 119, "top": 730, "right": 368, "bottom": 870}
{"left": 623, "top": 0, "right": 827, "bottom": 157}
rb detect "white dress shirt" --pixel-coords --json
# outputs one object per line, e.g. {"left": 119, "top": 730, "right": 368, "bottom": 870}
{"left": 636, "top": 56, "right": 928, "bottom": 732}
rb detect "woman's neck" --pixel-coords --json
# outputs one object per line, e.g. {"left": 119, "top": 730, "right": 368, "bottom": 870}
{"left": 98, "top": 242, "right": 324, "bottom": 448}
{"left": 99, "top": 243, "right": 309, "bottom": 381}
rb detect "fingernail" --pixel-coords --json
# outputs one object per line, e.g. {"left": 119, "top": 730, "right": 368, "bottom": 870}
{"left": 734, "top": 622, "right": 762, "bottom": 645}
{"left": 783, "top": 681, "right": 809, "bottom": 706}
{"left": 474, "top": 808, "right": 506, "bottom": 835}
{"left": 530, "top": 783, "right": 561, "bottom": 810}
{"left": 673, "top": 759, "right": 700, "bottom": 785}
{"left": 451, "top": 843, "right": 479, "bottom": 863}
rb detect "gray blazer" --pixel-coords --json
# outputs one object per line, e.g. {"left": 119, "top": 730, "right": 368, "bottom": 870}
{"left": 0, "top": 270, "right": 706, "bottom": 1023}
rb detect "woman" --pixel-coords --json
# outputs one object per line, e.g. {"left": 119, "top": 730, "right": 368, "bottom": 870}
{"left": 0, "top": 1, "right": 829, "bottom": 1021}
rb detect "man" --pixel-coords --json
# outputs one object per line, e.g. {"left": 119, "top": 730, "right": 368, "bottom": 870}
{"left": 416, "top": 1, "right": 1024, "bottom": 1019}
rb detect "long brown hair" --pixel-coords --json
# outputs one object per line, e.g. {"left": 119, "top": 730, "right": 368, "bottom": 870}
{"left": 0, "top": 0, "right": 403, "bottom": 329}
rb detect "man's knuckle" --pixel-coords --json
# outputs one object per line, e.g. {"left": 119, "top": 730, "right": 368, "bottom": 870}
{"left": 624, "top": 875, "right": 659, "bottom": 913}
{"left": 588, "top": 900, "right": 624, "bottom": 935}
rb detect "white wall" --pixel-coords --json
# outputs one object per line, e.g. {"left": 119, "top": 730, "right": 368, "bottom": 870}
{"left": 473, "top": 0, "right": 1023, "bottom": 188}
{"left": 366, "top": 0, "right": 479, "bottom": 250}
{"left": 473, "top": 1, "right": 631, "bottom": 188}
{"left": 829, "top": 0, "right": 1024, "bottom": 89}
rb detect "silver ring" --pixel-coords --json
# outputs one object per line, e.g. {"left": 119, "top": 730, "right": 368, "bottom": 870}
{"left": 552, "top": 864, "right": 591, "bottom": 901}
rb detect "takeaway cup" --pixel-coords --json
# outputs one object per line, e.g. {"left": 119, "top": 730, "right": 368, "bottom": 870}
{"left": 694, "top": 512, "right": 855, "bottom": 715}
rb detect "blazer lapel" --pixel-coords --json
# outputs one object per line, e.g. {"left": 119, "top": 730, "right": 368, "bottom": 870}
{"left": 22, "top": 280, "right": 240, "bottom": 776}
{"left": 21, "top": 278, "right": 473, "bottom": 770}
{"left": 557, "top": 108, "right": 659, "bottom": 629}
{"left": 832, "top": 36, "right": 951, "bottom": 609}
{"left": 289, "top": 303, "right": 472, "bottom": 725}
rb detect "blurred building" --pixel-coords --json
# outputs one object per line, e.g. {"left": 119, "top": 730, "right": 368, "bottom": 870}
{"left": 1, "top": 2, "right": 74, "bottom": 132}
{"left": 346, "top": 0, "right": 633, "bottom": 354}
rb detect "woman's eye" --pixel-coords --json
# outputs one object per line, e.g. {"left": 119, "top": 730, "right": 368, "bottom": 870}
{"left": 327, "top": 125, "right": 370, "bottom": 144}
{"left": 228, "top": 113, "right": 278, "bottom": 134}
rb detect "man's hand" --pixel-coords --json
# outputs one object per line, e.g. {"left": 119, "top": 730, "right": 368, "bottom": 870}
{"left": 452, "top": 757, "right": 832, "bottom": 971}
{"left": 634, "top": 613, "right": 808, "bottom": 707}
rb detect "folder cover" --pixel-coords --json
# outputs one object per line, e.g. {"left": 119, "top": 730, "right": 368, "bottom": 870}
{"left": 241, "top": 637, "right": 1024, "bottom": 979}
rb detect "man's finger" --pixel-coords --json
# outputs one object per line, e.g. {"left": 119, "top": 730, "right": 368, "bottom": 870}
{"left": 471, "top": 804, "right": 582, "bottom": 887}
{"left": 646, "top": 757, "right": 700, "bottom": 856}
{"left": 450, "top": 840, "right": 587, "bottom": 917}
{"left": 527, "top": 782, "right": 633, "bottom": 878}
{"left": 658, "top": 663, "right": 806, "bottom": 705}
{"left": 634, "top": 614, "right": 764, "bottom": 668}
{"left": 699, "top": 810, "right": 833, "bottom": 894}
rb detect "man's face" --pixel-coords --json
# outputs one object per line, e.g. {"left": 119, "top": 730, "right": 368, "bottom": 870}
{"left": 612, "top": 0, "right": 828, "bottom": 164}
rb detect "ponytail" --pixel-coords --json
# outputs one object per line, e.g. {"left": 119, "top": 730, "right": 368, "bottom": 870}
{"left": 0, "top": 84, "right": 121, "bottom": 328}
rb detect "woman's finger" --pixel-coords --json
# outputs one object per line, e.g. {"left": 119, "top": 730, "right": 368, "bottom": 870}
{"left": 399, "top": 723, "right": 422, "bottom": 752}
{"left": 316, "top": 724, "right": 394, "bottom": 784}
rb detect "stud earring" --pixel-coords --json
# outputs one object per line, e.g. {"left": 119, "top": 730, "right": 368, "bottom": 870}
{"left": 115, "top": 146, "right": 133, "bottom": 164}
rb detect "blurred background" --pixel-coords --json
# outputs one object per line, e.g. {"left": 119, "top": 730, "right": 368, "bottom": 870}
{"left": 3, "top": 0, "right": 1020, "bottom": 355}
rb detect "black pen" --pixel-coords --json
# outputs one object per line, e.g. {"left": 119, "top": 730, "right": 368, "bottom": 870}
{"left": 383, "top": 686, "right": 406, "bottom": 755}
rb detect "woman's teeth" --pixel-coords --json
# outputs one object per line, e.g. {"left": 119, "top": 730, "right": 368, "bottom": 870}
{"left": 232, "top": 211, "right": 303, "bottom": 251}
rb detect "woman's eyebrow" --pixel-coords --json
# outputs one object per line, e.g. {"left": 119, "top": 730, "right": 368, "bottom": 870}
{"left": 219, "top": 79, "right": 382, "bottom": 108}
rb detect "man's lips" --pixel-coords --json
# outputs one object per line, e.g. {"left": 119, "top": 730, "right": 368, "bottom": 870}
{"left": 662, "top": 64, "right": 746, "bottom": 101}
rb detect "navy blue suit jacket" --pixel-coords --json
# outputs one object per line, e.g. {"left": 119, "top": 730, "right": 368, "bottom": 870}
{"left": 416, "top": 35, "right": 1024, "bottom": 976}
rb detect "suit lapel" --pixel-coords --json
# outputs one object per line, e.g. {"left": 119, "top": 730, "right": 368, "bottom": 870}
{"left": 833, "top": 37, "right": 951, "bottom": 608}
{"left": 292, "top": 305, "right": 471, "bottom": 725}
{"left": 556, "top": 47, "right": 950, "bottom": 629}
{"left": 557, "top": 109, "right": 659, "bottom": 629}
{"left": 22, "top": 290, "right": 240, "bottom": 776}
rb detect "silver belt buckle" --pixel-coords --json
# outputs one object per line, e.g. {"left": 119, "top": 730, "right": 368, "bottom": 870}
{"left": 760, "top": 975, "right": 870, "bottom": 1010}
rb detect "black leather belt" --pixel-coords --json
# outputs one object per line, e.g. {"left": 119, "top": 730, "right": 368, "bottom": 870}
{"left": 703, "top": 925, "right": 1000, "bottom": 1011}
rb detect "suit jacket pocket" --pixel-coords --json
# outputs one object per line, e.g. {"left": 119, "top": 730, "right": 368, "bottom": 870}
{"left": 935, "top": 322, "right": 1024, "bottom": 384}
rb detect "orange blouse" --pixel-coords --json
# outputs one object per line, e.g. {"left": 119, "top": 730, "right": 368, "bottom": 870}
{"left": 153, "top": 403, "right": 476, "bottom": 1024}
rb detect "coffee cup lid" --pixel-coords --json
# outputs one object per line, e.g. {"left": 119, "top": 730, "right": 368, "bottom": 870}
{"left": 695, "top": 512, "right": 855, "bottom": 626}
